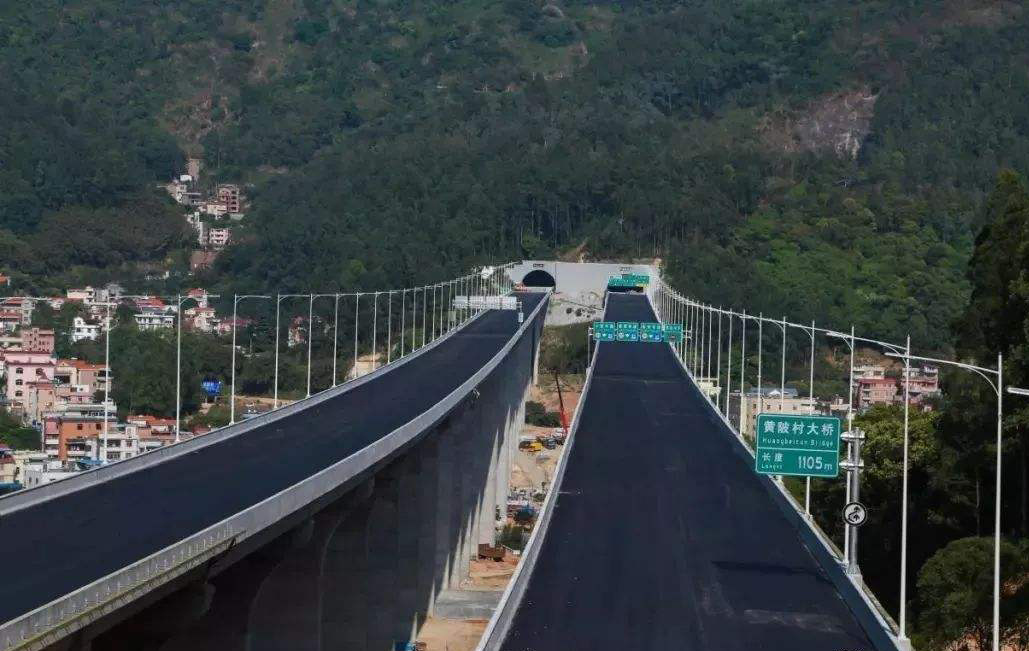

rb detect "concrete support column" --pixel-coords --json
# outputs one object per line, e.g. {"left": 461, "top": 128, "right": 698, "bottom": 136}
{"left": 478, "top": 397, "right": 500, "bottom": 546}
{"left": 322, "top": 500, "right": 373, "bottom": 650}
{"left": 461, "top": 396, "right": 486, "bottom": 582}
{"left": 247, "top": 503, "right": 345, "bottom": 651}
{"left": 365, "top": 466, "right": 401, "bottom": 651}
{"left": 415, "top": 436, "right": 441, "bottom": 620}
{"left": 435, "top": 423, "right": 460, "bottom": 596}
{"left": 394, "top": 452, "right": 422, "bottom": 645}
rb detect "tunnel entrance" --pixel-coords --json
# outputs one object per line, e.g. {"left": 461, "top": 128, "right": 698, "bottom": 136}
{"left": 522, "top": 270, "right": 556, "bottom": 288}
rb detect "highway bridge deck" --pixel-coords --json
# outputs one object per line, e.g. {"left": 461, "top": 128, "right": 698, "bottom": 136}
{"left": 0, "top": 293, "right": 544, "bottom": 626}
{"left": 498, "top": 293, "right": 893, "bottom": 651}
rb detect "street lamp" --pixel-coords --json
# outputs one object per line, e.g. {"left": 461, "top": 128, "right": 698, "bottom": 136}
{"left": 174, "top": 293, "right": 219, "bottom": 442}
{"left": 230, "top": 294, "right": 270, "bottom": 423}
{"left": 887, "top": 348, "right": 1002, "bottom": 651}
{"left": 331, "top": 293, "right": 342, "bottom": 387}
{"left": 307, "top": 294, "right": 336, "bottom": 397}
{"left": 99, "top": 301, "right": 114, "bottom": 463}
{"left": 274, "top": 294, "right": 308, "bottom": 409}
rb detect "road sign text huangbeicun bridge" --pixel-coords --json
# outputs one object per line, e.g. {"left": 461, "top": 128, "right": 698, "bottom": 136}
{"left": 754, "top": 413, "right": 841, "bottom": 478}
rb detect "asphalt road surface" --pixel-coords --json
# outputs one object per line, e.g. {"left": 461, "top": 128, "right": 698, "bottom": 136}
{"left": 500, "top": 293, "right": 890, "bottom": 651}
{"left": 0, "top": 292, "right": 544, "bottom": 625}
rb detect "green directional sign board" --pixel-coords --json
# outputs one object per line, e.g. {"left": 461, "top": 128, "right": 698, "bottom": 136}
{"left": 663, "top": 323, "right": 684, "bottom": 343}
{"left": 607, "top": 276, "right": 637, "bottom": 288}
{"left": 615, "top": 321, "right": 639, "bottom": 341}
{"left": 621, "top": 273, "right": 650, "bottom": 286}
{"left": 639, "top": 322, "right": 664, "bottom": 342}
{"left": 593, "top": 321, "right": 616, "bottom": 342}
{"left": 755, "top": 413, "right": 841, "bottom": 478}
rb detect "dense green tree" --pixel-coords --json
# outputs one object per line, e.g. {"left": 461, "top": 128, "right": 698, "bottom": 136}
{"left": 0, "top": 409, "right": 40, "bottom": 451}
{"left": 915, "top": 537, "right": 1029, "bottom": 650}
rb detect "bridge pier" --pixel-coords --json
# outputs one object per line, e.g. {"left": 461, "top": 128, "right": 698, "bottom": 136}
{"left": 322, "top": 499, "right": 372, "bottom": 649}
{"left": 247, "top": 500, "right": 352, "bottom": 651}
{"left": 415, "top": 435, "right": 441, "bottom": 621}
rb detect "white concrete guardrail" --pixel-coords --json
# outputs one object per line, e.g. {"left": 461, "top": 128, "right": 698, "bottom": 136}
{"left": 0, "top": 292, "right": 550, "bottom": 651}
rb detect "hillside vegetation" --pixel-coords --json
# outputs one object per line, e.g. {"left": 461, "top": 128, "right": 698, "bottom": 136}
{"left": 2, "top": 1, "right": 1028, "bottom": 350}
{"left": 6, "top": 1, "right": 1029, "bottom": 645}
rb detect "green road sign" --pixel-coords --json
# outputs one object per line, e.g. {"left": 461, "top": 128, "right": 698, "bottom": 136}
{"left": 621, "top": 273, "right": 650, "bottom": 286}
{"left": 593, "top": 321, "right": 616, "bottom": 342}
{"left": 607, "top": 276, "right": 636, "bottom": 288}
{"left": 615, "top": 321, "right": 639, "bottom": 341}
{"left": 639, "top": 322, "right": 664, "bottom": 342}
{"left": 755, "top": 413, "right": 841, "bottom": 478}
{"left": 663, "top": 323, "right": 683, "bottom": 343}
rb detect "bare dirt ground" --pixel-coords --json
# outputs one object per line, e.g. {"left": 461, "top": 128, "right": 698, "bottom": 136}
{"left": 418, "top": 618, "right": 489, "bottom": 651}
{"left": 465, "top": 557, "right": 518, "bottom": 590}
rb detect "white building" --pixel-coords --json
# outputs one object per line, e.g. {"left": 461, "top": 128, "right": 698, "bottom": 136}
{"left": 168, "top": 177, "right": 202, "bottom": 206}
{"left": 22, "top": 459, "right": 96, "bottom": 488}
{"left": 66, "top": 287, "right": 96, "bottom": 304}
{"left": 76, "top": 426, "right": 142, "bottom": 462}
{"left": 209, "top": 227, "right": 231, "bottom": 249}
{"left": 733, "top": 388, "right": 818, "bottom": 439}
{"left": 70, "top": 316, "right": 101, "bottom": 343}
{"left": 202, "top": 202, "right": 228, "bottom": 218}
{"left": 134, "top": 308, "right": 175, "bottom": 331}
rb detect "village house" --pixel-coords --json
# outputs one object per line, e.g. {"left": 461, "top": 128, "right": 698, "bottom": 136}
{"left": 0, "top": 297, "right": 34, "bottom": 327}
{"left": 71, "top": 316, "right": 101, "bottom": 343}
{"left": 208, "top": 227, "right": 231, "bottom": 249}
{"left": 135, "top": 308, "right": 176, "bottom": 331}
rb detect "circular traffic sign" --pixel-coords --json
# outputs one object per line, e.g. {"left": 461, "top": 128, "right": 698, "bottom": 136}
{"left": 843, "top": 501, "right": 868, "bottom": 527}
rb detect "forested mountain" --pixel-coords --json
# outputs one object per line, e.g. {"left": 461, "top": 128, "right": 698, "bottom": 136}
{"left": 6, "top": 1, "right": 1029, "bottom": 645}
{"left": 2, "top": 0, "right": 1029, "bottom": 350}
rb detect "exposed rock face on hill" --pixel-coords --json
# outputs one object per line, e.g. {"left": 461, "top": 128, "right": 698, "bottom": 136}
{"left": 761, "top": 88, "right": 878, "bottom": 159}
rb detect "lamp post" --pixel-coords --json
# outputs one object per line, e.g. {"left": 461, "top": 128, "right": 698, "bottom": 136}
{"left": 886, "top": 349, "right": 1003, "bottom": 651}
{"left": 331, "top": 293, "right": 342, "bottom": 387}
{"left": 100, "top": 301, "right": 114, "bottom": 463}
{"left": 306, "top": 293, "right": 336, "bottom": 397}
{"left": 386, "top": 290, "right": 393, "bottom": 365}
{"left": 307, "top": 294, "right": 314, "bottom": 397}
{"left": 230, "top": 294, "right": 270, "bottom": 423}
{"left": 354, "top": 293, "right": 361, "bottom": 380}
{"left": 174, "top": 293, "right": 218, "bottom": 442}
{"left": 422, "top": 286, "right": 428, "bottom": 347}
{"left": 274, "top": 294, "right": 307, "bottom": 409}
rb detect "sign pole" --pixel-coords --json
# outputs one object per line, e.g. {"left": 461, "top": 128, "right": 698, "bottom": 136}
{"left": 806, "top": 319, "right": 816, "bottom": 517}
{"left": 842, "top": 427, "right": 865, "bottom": 576}
{"left": 844, "top": 325, "right": 856, "bottom": 567}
